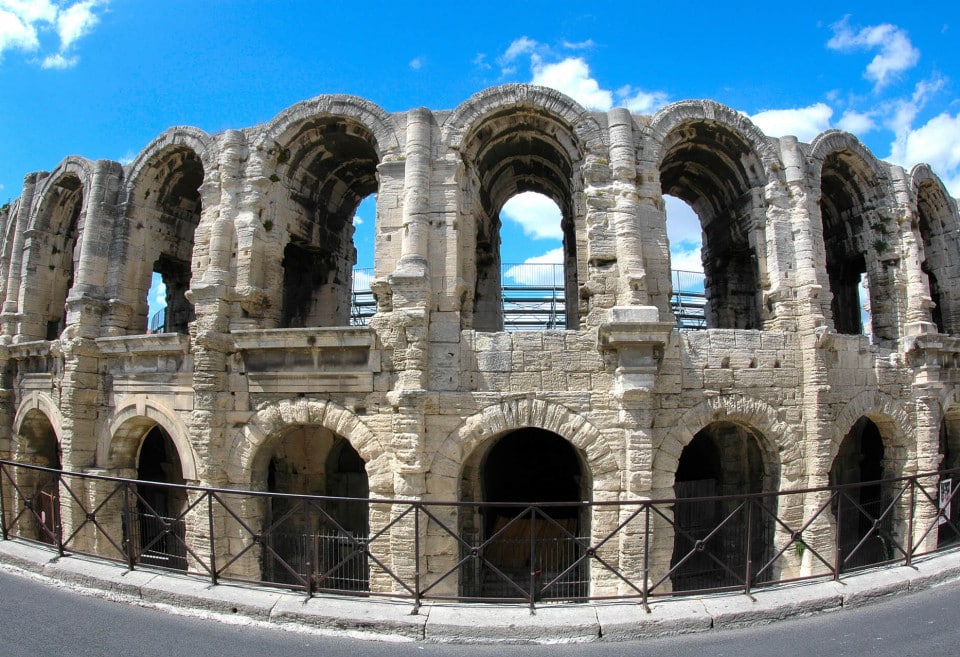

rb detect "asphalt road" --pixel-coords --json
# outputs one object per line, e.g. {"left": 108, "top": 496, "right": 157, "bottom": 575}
{"left": 0, "top": 567, "right": 956, "bottom": 657}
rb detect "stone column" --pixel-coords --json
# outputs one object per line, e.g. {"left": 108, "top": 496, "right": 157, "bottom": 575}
{"left": 607, "top": 108, "right": 648, "bottom": 308}
{"left": 1, "top": 173, "right": 45, "bottom": 342}
{"left": 892, "top": 166, "right": 938, "bottom": 335}
{"left": 397, "top": 107, "right": 431, "bottom": 276}
{"left": 68, "top": 161, "right": 123, "bottom": 308}
{"left": 780, "top": 135, "right": 840, "bottom": 576}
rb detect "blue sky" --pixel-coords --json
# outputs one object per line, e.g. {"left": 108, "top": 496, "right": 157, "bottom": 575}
{"left": 1, "top": 0, "right": 958, "bottom": 306}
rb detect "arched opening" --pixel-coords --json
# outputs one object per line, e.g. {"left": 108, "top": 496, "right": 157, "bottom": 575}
{"left": 499, "top": 192, "right": 566, "bottom": 329}
{"left": 460, "top": 109, "right": 581, "bottom": 332}
{"left": 938, "top": 411, "right": 960, "bottom": 546}
{"left": 829, "top": 417, "right": 895, "bottom": 569}
{"left": 128, "top": 148, "right": 203, "bottom": 334}
{"left": 132, "top": 426, "right": 188, "bottom": 570}
{"left": 671, "top": 422, "right": 777, "bottom": 591}
{"left": 15, "top": 410, "right": 61, "bottom": 544}
{"left": 820, "top": 151, "right": 897, "bottom": 344}
{"left": 460, "top": 428, "right": 588, "bottom": 599}
{"left": 26, "top": 175, "right": 84, "bottom": 341}
{"left": 665, "top": 195, "right": 706, "bottom": 329}
{"left": 350, "top": 194, "right": 377, "bottom": 326}
{"left": 275, "top": 118, "right": 379, "bottom": 328}
{"left": 916, "top": 179, "right": 960, "bottom": 335}
{"left": 659, "top": 121, "right": 765, "bottom": 330}
{"left": 258, "top": 425, "right": 369, "bottom": 591}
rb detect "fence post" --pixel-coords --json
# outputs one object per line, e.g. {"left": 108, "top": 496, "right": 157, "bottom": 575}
{"left": 642, "top": 503, "right": 650, "bottom": 613}
{"left": 413, "top": 502, "right": 421, "bottom": 614}
{"left": 906, "top": 476, "right": 916, "bottom": 567}
{"left": 54, "top": 470, "right": 64, "bottom": 558}
{"left": 529, "top": 508, "right": 537, "bottom": 613}
{"left": 833, "top": 490, "right": 843, "bottom": 580}
{"left": 0, "top": 463, "right": 8, "bottom": 541}
{"left": 744, "top": 499, "right": 754, "bottom": 595}
{"left": 207, "top": 492, "right": 218, "bottom": 585}
{"left": 122, "top": 483, "right": 136, "bottom": 571}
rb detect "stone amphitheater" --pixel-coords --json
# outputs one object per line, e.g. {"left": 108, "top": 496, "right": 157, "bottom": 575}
{"left": 2, "top": 83, "right": 959, "bottom": 597}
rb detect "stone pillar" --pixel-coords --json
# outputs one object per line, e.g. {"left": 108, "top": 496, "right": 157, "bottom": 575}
{"left": 607, "top": 108, "right": 648, "bottom": 308}
{"left": 892, "top": 166, "right": 938, "bottom": 335}
{"left": 1, "top": 173, "right": 45, "bottom": 342}
{"left": 598, "top": 307, "right": 675, "bottom": 593}
{"left": 232, "top": 143, "right": 271, "bottom": 330}
{"left": 68, "top": 160, "right": 123, "bottom": 307}
{"left": 397, "top": 108, "right": 431, "bottom": 276}
{"left": 188, "top": 131, "right": 244, "bottom": 488}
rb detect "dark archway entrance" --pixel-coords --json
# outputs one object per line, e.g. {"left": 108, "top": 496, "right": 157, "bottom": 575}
{"left": 461, "top": 428, "right": 588, "bottom": 600}
{"left": 15, "top": 410, "right": 62, "bottom": 544}
{"left": 829, "top": 418, "right": 895, "bottom": 569}
{"left": 938, "top": 416, "right": 960, "bottom": 547}
{"left": 133, "top": 426, "right": 188, "bottom": 570}
{"left": 671, "top": 422, "right": 776, "bottom": 592}
{"left": 260, "top": 427, "right": 369, "bottom": 592}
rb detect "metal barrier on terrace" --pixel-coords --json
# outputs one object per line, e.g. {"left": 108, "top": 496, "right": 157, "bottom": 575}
{"left": 350, "top": 266, "right": 707, "bottom": 330}
{"left": 4, "top": 458, "right": 957, "bottom": 611}
{"left": 145, "top": 268, "right": 705, "bottom": 333}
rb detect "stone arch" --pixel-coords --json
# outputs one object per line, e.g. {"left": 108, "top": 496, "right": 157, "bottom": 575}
{"left": 430, "top": 397, "right": 621, "bottom": 496}
{"left": 646, "top": 100, "right": 781, "bottom": 179}
{"left": 122, "top": 126, "right": 215, "bottom": 199}
{"left": 653, "top": 394, "right": 802, "bottom": 497}
{"left": 259, "top": 94, "right": 401, "bottom": 160}
{"left": 828, "top": 391, "right": 913, "bottom": 470}
{"left": 808, "top": 131, "right": 900, "bottom": 344}
{"left": 442, "top": 85, "right": 606, "bottom": 331}
{"left": 18, "top": 158, "right": 93, "bottom": 340}
{"left": 645, "top": 101, "right": 782, "bottom": 330}
{"left": 441, "top": 84, "right": 607, "bottom": 153}
{"left": 910, "top": 164, "right": 960, "bottom": 334}
{"left": 255, "top": 97, "right": 398, "bottom": 329}
{"left": 808, "top": 130, "right": 890, "bottom": 182}
{"left": 13, "top": 392, "right": 64, "bottom": 444}
{"left": 27, "top": 156, "right": 95, "bottom": 232}
{"left": 112, "top": 128, "right": 212, "bottom": 335}
{"left": 101, "top": 397, "right": 197, "bottom": 481}
{"left": 225, "top": 398, "right": 390, "bottom": 494}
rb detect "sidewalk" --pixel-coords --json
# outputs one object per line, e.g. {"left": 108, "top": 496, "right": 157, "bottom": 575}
{"left": 2, "top": 539, "right": 959, "bottom": 644}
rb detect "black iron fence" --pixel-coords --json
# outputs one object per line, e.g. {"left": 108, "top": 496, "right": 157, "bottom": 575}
{"left": 2, "top": 459, "right": 959, "bottom": 611}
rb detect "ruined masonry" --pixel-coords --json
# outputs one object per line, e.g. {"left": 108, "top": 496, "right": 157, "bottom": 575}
{"left": 2, "top": 84, "right": 960, "bottom": 596}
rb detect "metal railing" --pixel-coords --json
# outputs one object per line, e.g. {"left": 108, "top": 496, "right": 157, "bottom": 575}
{"left": 349, "top": 266, "right": 708, "bottom": 330}
{"left": 3, "top": 459, "right": 957, "bottom": 611}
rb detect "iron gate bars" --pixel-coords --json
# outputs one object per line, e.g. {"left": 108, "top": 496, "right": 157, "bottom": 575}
{"left": 3, "top": 459, "right": 960, "bottom": 611}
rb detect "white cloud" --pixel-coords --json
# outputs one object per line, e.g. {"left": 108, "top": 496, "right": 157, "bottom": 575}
{"left": 836, "top": 110, "right": 876, "bottom": 135}
{"left": 56, "top": 0, "right": 99, "bottom": 50}
{"left": 498, "top": 39, "right": 670, "bottom": 114}
{"left": 41, "top": 52, "right": 76, "bottom": 69}
{"left": 827, "top": 19, "right": 920, "bottom": 90}
{"left": 353, "top": 268, "right": 374, "bottom": 291}
{"left": 0, "top": 0, "right": 105, "bottom": 68}
{"left": 561, "top": 39, "right": 594, "bottom": 50}
{"left": 500, "top": 192, "right": 563, "bottom": 240}
{"left": 665, "top": 195, "right": 703, "bottom": 273}
{"left": 504, "top": 247, "right": 564, "bottom": 285}
{"left": 409, "top": 56, "right": 424, "bottom": 71}
{"left": 894, "top": 112, "right": 960, "bottom": 196}
{"left": 501, "top": 36, "right": 539, "bottom": 64}
{"left": 472, "top": 53, "right": 490, "bottom": 70}
{"left": 750, "top": 103, "right": 833, "bottom": 141}
{"left": 531, "top": 56, "right": 612, "bottom": 110}
{"left": 616, "top": 85, "right": 670, "bottom": 114}
{"left": 0, "top": 4, "right": 43, "bottom": 55}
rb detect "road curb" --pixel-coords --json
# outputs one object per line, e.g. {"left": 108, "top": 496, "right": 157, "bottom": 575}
{"left": 2, "top": 540, "right": 959, "bottom": 644}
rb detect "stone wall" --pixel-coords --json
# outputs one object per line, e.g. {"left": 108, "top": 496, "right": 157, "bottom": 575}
{"left": 2, "top": 84, "right": 960, "bottom": 594}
